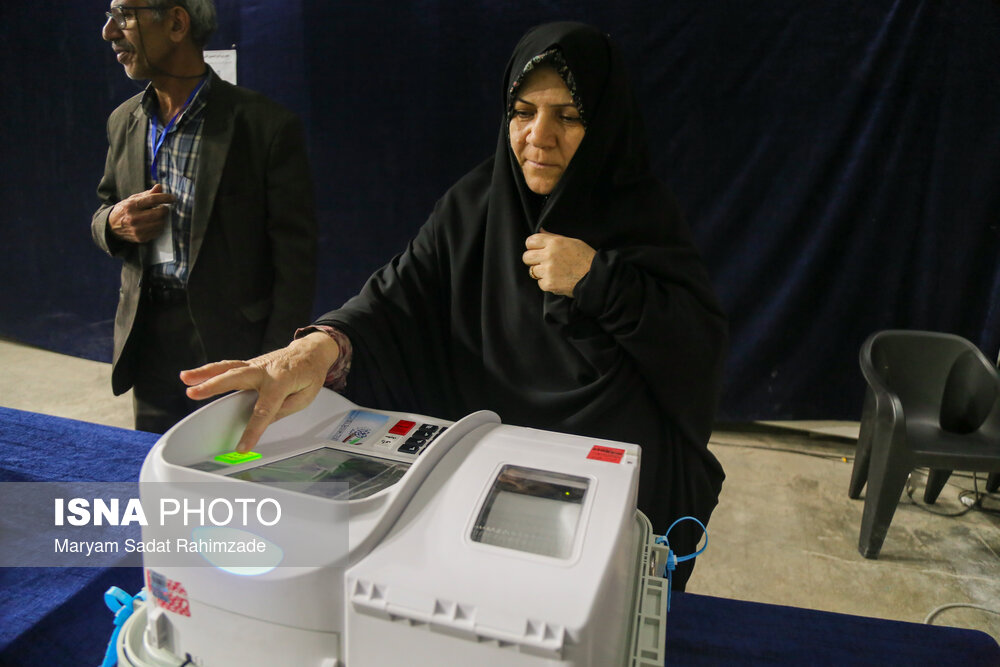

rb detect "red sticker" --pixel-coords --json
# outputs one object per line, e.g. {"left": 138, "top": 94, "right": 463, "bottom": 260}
{"left": 587, "top": 445, "right": 625, "bottom": 463}
{"left": 147, "top": 570, "right": 191, "bottom": 617}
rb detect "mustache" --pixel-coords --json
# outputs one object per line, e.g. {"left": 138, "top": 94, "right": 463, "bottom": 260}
{"left": 113, "top": 40, "right": 134, "bottom": 53}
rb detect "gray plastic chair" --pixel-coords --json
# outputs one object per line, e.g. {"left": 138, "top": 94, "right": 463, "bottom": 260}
{"left": 849, "top": 330, "right": 1000, "bottom": 558}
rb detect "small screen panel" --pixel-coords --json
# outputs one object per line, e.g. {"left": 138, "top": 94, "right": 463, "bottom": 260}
{"left": 229, "top": 448, "right": 408, "bottom": 500}
{"left": 471, "top": 465, "right": 589, "bottom": 559}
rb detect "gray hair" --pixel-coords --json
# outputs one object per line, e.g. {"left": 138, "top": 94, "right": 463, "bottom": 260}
{"left": 153, "top": 0, "right": 218, "bottom": 48}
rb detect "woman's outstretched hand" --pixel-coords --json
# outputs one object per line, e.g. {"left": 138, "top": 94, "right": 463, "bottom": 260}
{"left": 180, "top": 331, "right": 340, "bottom": 453}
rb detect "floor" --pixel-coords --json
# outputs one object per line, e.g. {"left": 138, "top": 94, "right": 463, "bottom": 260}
{"left": 1, "top": 337, "right": 998, "bottom": 643}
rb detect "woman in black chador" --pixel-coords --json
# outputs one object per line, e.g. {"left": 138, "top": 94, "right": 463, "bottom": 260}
{"left": 184, "top": 22, "right": 727, "bottom": 589}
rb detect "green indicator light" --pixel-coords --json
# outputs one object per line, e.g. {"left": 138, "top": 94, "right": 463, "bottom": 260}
{"left": 214, "top": 451, "right": 263, "bottom": 465}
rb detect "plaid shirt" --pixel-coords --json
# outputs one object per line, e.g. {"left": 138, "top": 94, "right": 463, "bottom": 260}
{"left": 141, "top": 76, "right": 210, "bottom": 287}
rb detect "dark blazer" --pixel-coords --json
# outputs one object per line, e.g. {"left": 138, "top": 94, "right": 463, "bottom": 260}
{"left": 92, "top": 70, "right": 317, "bottom": 395}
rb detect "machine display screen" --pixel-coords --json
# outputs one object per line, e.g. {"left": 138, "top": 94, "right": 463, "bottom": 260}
{"left": 229, "top": 448, "right": 409, "bottom": 500}
{"left": 471, "top": 465, "right": 589, "bottom": 559}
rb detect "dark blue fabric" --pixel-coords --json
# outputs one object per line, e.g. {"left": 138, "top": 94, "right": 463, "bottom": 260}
{"left": 0, "top": 407, "right": 156, "bottom": 663}
{"left": 0, "top": 566, "right": 145, "bottom": 665}
{"left": 1, "top": 408, "right": 998, "bottom": 664}
{"left": 667, "top": 592, "right": 1000, "bottom": 666}
{"left": 2, "top": 1, "right": 1000, "bottom": 420}
{"left": 0, "top": 407, "right": 158, "bottom": 484}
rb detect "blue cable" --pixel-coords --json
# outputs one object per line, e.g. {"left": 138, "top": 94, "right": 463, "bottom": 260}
{"left": 102, "top": 587, "right": 145, "bottom": 667}
{"left": 655, "top": 516, "right": 708, "bottom": 612}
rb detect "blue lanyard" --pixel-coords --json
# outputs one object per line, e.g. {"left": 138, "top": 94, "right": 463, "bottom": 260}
{"left": 149, "top": 77, "right": 207, "bottom": 182}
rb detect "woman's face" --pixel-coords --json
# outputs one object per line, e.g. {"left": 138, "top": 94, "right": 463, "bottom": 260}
{"left": 509, "top": 66, "right": 585, "bottom": 195}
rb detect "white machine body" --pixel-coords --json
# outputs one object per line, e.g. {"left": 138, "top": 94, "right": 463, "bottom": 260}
{"left": 121, "top": 388, "right": 666, "bottom": 666}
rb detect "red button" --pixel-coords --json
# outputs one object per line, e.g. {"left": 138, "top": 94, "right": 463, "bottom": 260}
{"left": 389, "top": 420, "right": 416, "bottom": 435}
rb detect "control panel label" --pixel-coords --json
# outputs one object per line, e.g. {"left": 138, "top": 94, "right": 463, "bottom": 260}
{"left": 586, "top": 445, "right": 625, "bottom": 464}
{"left": 330, "top": 410, "right": 389, "bottom": 445}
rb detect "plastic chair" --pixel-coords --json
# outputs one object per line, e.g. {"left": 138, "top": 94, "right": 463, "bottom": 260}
{"left": 848, "top": 330, "right": 1000, "bottom": 559}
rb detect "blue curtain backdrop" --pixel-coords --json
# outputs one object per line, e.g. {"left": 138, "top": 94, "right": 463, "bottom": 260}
{"left": 2, "top": 1, "right": 999, "bottom": 420}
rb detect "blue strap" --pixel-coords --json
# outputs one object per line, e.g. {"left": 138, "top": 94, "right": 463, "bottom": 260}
{"left": 663, "top": 515, "right": 709, "bottom": 564}
{"left": 101, "top": 586, "right": 145, "bottom": 667}
{"left": 655, "top": 516, "right": 709, "bottom": 612}
{"left": 149, "top": 77, "right": 207, "bottom": 182}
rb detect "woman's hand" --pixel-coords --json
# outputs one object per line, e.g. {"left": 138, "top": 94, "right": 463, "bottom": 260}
{"left": 180, "top": 331, "right": 340, "bottom": 452}
{"left": 522, "top": 230, "right": 596, "bottom": 297}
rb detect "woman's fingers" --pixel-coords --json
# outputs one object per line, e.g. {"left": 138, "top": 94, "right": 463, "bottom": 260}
{"left": 237, "top": 382, "right": 289, "bottom": 453}
{"left": 522, "top": 231, "right": 595, "bottom": 296}
{"left": 236, "top": 364, "right": 327, "bottom": 452}
{"left": 180, "top": 333, "right": 342, "bottom": 452}
{"left": 182, "top": 361, "right": 262, "bottom": 400}
{"left": 180, "top": 359, "right": 249, "bottom": 385}
{"left": 522, "top": 248, "right": 544, "bottom": 266}
{"left": 524, "top": 233, "right": 549, "bottom": 249}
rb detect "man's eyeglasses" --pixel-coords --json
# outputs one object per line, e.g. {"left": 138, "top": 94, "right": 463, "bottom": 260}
{"left": 104, "top": 5, "right": 162, "bottom": 30}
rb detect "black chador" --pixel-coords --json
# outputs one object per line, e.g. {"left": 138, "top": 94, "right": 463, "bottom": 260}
{"left": 318, "top": 22, "right": 728, "bottom": 589}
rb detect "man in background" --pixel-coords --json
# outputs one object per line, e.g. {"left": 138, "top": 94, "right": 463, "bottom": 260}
{"left": 93, "top": 0, "right": 317, "bottom": 432}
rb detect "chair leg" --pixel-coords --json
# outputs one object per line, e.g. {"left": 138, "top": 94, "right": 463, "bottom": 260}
{"left": 987, "top": 472, "right": 999, "bottom": 493}
{"left": 923, "top": 469, "right": 952, "bottom": 504}
{"left": 858, "top": 429, "right": 910, "bottom": 559}
{"left": 849, "top": 391, "right": 876, "bottom": 499}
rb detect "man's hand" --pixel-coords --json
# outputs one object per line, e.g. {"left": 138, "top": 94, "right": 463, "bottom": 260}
{"left": 108, "top": 183, "right": 175, "bottom": 243}
{"left": 522, "top": 230, "right": 597, "bottom": 297}
{"left": 180, "top": 332, "right": 341, "bottom": 452}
